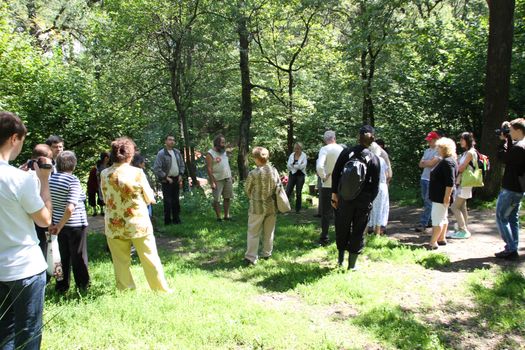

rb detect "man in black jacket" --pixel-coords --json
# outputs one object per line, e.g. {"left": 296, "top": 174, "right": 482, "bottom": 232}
{"left": 153, "top": 135, "right": 186, "bottom": 225}
{"left": 331, "top": 125, "right": 380, "bottom": 270}
{"left": 495, "top": 118, "right": 525, "bottom": 260}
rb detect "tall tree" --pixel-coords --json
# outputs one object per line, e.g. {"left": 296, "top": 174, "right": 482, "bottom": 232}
{"left": 480, "top": 0, "right": 515, "bottom": 199}
{"left": 253, "top": 2, "right": 319, "bottom": 154}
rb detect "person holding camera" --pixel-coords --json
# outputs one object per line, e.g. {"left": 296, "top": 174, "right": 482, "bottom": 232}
{"left": 0, "top": 111, "right": 53, "bottom": 350}
{"left": 495, "top": 118, "right": 525, "bottom": 261}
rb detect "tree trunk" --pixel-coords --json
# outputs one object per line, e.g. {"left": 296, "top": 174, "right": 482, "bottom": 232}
{"left": 237, "top": 6, "right": 253, "bottom": 181}
{"left": 479, "top": 0, "right": 515, "bottom": 199}
{"left": 170, "top": 59, "right": 197, "bottom": 186}
{"left": 287, "top": 70, "right": 294, "bottom": 155}
{"left": 360, "top": 36, "right": 376, "bottom": 127}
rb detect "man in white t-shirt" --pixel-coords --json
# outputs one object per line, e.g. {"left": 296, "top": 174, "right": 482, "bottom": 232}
{"left": 316, "top": 130, "right": 344, "bottom": 246}
{"left": 0, "top": 111, "right": 53, "bottom": 350}
{"left": 153, "top": 135, "right": 186, "bottom": 225}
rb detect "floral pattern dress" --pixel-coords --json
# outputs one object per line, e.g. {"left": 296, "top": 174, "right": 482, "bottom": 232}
{"left": 100, "top": 163, "right": 155, "bottom": 239}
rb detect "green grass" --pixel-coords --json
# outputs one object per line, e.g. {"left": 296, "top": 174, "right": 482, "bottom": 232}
{"left": 37, "top": 188, "right": 524, "bottom": 349}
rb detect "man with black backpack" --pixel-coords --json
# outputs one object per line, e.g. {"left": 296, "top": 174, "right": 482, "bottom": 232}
{"left": 331, "top": 125, "right": 380, "bottom": 270}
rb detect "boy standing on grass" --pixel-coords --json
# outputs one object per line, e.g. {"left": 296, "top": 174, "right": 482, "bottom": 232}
{"left": 0, "top": 111, "right": 53, "bottom": 350}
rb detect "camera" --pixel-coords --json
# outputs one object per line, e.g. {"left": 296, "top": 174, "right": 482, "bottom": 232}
{"left": 28, "top": 158, "right": 53, "bottom": 170}
{"left": 495, "top": 122, "right": 511, "bottom": 137}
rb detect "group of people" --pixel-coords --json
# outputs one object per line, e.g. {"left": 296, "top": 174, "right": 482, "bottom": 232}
{"left": 1, "top": 105, "right": 524, "bottom": 350}
{"left": 417, "top": 119, "right": 525, "bottom": 259}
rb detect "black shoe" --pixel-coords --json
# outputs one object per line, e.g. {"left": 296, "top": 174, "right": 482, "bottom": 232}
{"left": 437, "top": 241, "right": 447, "bottom": 246}
{"left": 318, "top": 239, "right": 330, "bottom": 247}
{"left": 415, "top": 225, "right": 425, "bottom": 232}
{"left": 495, "top": 250, "right": 519, "bottom": 260}
{"left": 495, "top": 250, "right": 513, "bottom": 258}
{"left": 260, "top": 256, "right": 271, "bottom": 260}
{"left": 216, "top": 218, "right": 223, "bottom": 222}
{"left": 243, "top": 258, "right": 256, "bottom": 266}
{"left": 503, "top": 251, "right": 519, "bottom": 261}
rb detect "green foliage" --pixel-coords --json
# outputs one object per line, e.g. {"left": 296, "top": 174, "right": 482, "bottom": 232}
{"left": 353, "top": 305, "right": 447, "bottom": 350}
{"left": 469, "top": 269, "right": 525, "bottom": 332}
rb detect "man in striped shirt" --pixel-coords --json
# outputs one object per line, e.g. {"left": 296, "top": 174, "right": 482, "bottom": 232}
{"left": 49, "top": 151, "right": 90, "bottom": 293}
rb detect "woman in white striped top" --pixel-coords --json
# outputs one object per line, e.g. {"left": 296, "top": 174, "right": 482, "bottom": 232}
{"left": 49, "top": 151, "right": 90, "bottom": 293}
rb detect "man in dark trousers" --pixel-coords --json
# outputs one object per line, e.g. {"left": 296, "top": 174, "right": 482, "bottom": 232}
{"left": 153, "top": 135, "right": 186, "bottom": 225}
{"left": 331, "top": 125, "right": 380, "bottom": 270}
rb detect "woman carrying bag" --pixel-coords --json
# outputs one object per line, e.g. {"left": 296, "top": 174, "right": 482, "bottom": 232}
{"left": 450, "top": 132, "right": 481, "bottom": 239}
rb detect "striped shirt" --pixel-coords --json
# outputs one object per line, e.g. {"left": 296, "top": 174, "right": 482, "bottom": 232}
{"left": 50, "top": 172, "right": 88, "bottom": 227}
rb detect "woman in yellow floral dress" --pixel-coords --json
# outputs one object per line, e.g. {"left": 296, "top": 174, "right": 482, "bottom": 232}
{"left": 100, "top": 137, "right": 171, "bottom": 292}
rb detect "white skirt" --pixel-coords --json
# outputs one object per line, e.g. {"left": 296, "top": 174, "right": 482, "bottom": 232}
{"left": 368, "top": 183, "right": 389, "bottom": 227}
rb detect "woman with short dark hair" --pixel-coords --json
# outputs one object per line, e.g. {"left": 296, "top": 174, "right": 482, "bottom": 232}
{"left": 49, "top": 150, "right": 90, "bottom": 293}
{"left": 100, "top": 137, "right": 171, "bottom": 291}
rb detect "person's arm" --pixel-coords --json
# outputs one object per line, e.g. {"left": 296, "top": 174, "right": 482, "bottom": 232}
{"left": 369, "top": 157, "right": 381, "bottom": 201}
{"left": 51, "top": 203, "right": 74, "bottom": 235}
{"left": 177, "top": 150, "right": 186, "bottom": 180}
{"left": 316, "top": 148, "right": 327, "bottom": 180}
{"left": 28, "top": 162, "right": 53, "bottom": 228}
{"left": 330, "top": 149, "right": 350, "bottom": 209}
{"left": 420, "top": 156, "right": 440, "bottom": 168}
{"left": 443, "top": 161, "right": 456, "bottom": 207}
{"left": 140, "top": 169, "right": 156, "bottom": 205}
{"left": 153, "top": 151, "right": 167, "bottom": 181}
{"left": 457, "top": 152, "right": 473, "bottom": 174}
{"left": 297, "top": 153, "right": 307, "bottom": 172}
{"left": 245, "top": 172, "right": 253, "bottom": 196}
{"left": 286, "top": 154, "right": 294, "bottom": 172}
{"left": 497, "top": 134, "right": 513, "bottom": 163}
{"left": 206, "top": 153, "right": 217, "bottom": 189}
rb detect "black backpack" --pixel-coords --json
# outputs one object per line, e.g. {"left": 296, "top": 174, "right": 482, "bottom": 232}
{"left": 338, "top": 149, "right": 372, "bottom": 201}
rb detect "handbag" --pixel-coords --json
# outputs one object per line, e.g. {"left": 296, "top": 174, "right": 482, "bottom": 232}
{"left": 275, "top": 183, "right": 291, "bottom": 213}
{"left": 46, "top": 233, "right": 64, "bottom": 281}
{"left": 461, "top": 153, "right": 484, "bottom": 188}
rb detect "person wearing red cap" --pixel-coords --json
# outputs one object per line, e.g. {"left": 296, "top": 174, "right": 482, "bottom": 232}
{"left": 416, "top": 131, "right": 442, "bottom": 232}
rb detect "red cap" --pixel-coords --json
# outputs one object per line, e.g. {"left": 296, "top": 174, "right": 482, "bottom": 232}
{"left": 425, "top": 131, "right": 440, "bottom": 141}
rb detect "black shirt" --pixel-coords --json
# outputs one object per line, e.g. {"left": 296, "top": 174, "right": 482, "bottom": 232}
{"left": 429, "top": 157, "right": 457, "bottom": 203}
{"left": 498, "top": 137, "right": 525, "bottom": 193}
{"left": 332, "top": 145, "right": 381, "bottom": 206}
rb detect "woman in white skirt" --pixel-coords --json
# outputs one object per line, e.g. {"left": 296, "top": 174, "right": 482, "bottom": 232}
{"left": 368, "top": 142, "right": 389, "bottom": 235}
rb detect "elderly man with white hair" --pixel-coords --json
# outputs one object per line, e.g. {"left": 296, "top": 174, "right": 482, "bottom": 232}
{"left": 316, "top": 130, "right": 344, "bottom": 246}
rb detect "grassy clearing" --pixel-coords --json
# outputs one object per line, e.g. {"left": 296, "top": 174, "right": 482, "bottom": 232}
{"left": 40, "top": 189, "right": 524, "bottom": 350}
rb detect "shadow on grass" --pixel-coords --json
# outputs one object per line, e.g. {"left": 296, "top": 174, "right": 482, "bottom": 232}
{"left": 353, "top": 305, "right": 446, "bottom": 350}
{"left": 238, "top": 261, "right": 332, "bottom": 292}
{"left": 469, "top": 269, "right": 525, "bottom": 333}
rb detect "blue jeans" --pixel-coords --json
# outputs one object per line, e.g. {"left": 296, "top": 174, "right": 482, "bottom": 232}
{"left": 420, "top": 179, "right": 432, "bottom": 226}
{"left": 0, "top": 271, "right": 46, "bottom": 350}
{"left": 496, "top": 189, "right": 524, "bottom": 253}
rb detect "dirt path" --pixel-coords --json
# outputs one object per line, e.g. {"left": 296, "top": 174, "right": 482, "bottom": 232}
{"left": 387, "top": 204, "right": 525, "bottom": 272}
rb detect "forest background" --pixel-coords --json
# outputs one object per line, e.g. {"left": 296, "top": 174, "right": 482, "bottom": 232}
{"left": 1, "top": 0, "right": 523, "bottom": 199}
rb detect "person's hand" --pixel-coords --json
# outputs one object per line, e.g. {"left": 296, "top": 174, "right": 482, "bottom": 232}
{"left": 49, "top": 224, "right": 60, "bottom": 235}
{"left": 211, "top": 181, "right": 217, "bottom": 190}
{"left": 179, "top": 178, "right": 183, "bottom": 189}
{"left": 499, "top": 132, "right": 507, "bottom": 141}
{"left": 443, "top": 198, "right": 450, "bottom": 208}
{"left": 19, "top": 160, "right": 30, "bottom": 171}
{"left": 331, "top": 193, "right": 339, "bottom": 209}
{"left": 166, "top": 177, "right": 173, "bottom": 184}
{"left": 34, "top": 157, "right": 52, "bottom": 182}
